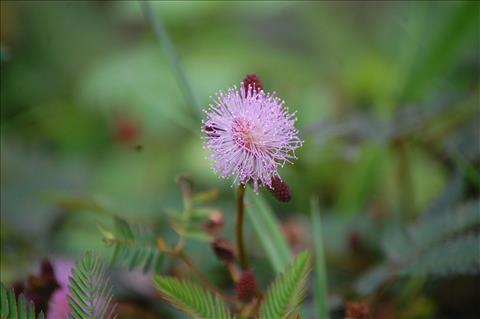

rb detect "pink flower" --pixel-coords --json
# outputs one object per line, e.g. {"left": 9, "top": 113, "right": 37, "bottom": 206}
{"left": 203, "top": 80, "right": 302, "bottom": 191}
{"left": 47, "top": 289, "right": 70, "bottom": 319}
{"left": 47, "top": 260, "right": 74, "bottom": 319}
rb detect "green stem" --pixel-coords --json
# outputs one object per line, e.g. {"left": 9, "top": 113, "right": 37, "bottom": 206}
{"left": 236, "top": 184, "right": 248, "bottom": 269}
{"left": 177, "top": 252, "right": 236, "bottom": 303}
{"left": 140, "top": 0, "right": 202, "bottom": 118}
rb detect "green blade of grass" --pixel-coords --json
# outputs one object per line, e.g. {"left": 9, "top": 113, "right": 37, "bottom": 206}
{"left": 245, "top": 189, "right": 292, "bottom": 273}
{"left": 140, "top": 0, "right": 202, "bottom": 120}
{"left": 311, "top": 197, "right": 330, "bottom": 319}
{"left": 402, "top": 1, "right": 479, "bottom": 100}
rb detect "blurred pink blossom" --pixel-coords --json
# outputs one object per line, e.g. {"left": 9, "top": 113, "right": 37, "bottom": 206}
{"left": 47, "top": 260, "right": 74, "bottom": 319}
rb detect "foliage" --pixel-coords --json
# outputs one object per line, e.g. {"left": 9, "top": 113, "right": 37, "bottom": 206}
{"left": 401, "top": 233, "right": 480, "bottom": 276}
{"left": 0, "top": 283, "right": 45, "bottom": 319}
{"left": 99, "top": 216, "right": 164, "bottom": 273}
{"left": 356, "top": 200, "right": 480, "bottom": 294}
{"left": 154, "top": 251, "right": 312, "bottom": 319}
{"left": 382, "top": 200, "right": 480, "bottom": 263}
{"left": 67, "top": 252, "right": 117, "bottom": 319}
{"left": 154, "top": 276, "right": 232, "bottom": 319}
{"left": 246, "top": 190, "right": 292, "bottom": 273}
{"left": 310, "top": 198, "right": 329, "bottom": 319}
{"left": 166, "top": 188, "right": 220, "bottom": 243}
{"left": 259, "top": 251, "right": 312, "bottom": 319}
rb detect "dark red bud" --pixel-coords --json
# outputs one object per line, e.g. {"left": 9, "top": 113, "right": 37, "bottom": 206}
{"left": 212, "top": 238, "right": 236, "bottom": 263}
{"left": 268, "top": 176, "right": 292, "bottom": 202}
{"left": 243, "top": 74, "right": 263, "bottom": 96}
{"left": 345, "top": 302, "right": 370, "bottom": 319}
{"left": 236, "top": 270, "right": 258, "bottom": 302}
{"left": 203, "top": 210, "right": 225, "bottom": 233}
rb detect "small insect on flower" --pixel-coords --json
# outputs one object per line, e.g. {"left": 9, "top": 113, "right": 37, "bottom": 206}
{"left": 202, "top": 75, "right": 302, "bottom": 191}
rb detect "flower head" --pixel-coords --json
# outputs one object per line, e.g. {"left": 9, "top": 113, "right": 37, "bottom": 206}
{"left": 203, "top": 78, "right": 302, "bottom": 191}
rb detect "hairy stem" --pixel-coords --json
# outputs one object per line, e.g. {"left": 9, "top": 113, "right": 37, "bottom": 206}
{"left": 236, "top": 184, "right": 249, "bottom": 269}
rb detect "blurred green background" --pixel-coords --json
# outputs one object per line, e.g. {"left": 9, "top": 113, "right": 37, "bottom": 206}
{"left": 1, "top": 1, "right": 479, "bottom": 318}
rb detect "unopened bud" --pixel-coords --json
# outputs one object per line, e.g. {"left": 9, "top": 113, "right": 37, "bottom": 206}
{"left": 204, "top": 210, "right": 225, "bottom": 233}
{"left": 268, "top": 176, "right": 292, "bottom": 202}
{"left": 345, "top": 302, "right": 370, "bottom": 319}
{"left": 243, "top": 74, "right": 263, "bottom": 96}
{"left": 212, "top": 238, "right": 236, "bottom": 263}
{"left": 236, "top": 270, "right": 258, "bottom": 302}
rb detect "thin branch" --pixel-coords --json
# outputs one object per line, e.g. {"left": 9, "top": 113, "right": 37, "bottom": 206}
{"left": 236, "top": 184, "right": 249, "bottom": 269}
{"left": 177, "top": 252, "right": 237, "bottom": 304}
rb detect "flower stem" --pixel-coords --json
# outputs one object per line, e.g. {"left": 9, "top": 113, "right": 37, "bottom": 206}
{"left": 236, "top": 184, "right": 249, "bottom": 269}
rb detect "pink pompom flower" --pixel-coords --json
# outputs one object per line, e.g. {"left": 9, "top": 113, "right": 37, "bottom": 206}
{"left": 203, "top": 79, "right": 302, "bottom": 191}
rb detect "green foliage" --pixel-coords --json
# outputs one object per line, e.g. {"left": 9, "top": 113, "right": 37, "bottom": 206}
{"left": 67, "top": 252, "right": 117, "bottom": 319}
{"left": 259, "top": 251, "right": 312, "bottom": 319}
{"left": 310, "top": 198, "right": 329, "bottom": 319}
{"left": 401, "top": 233, "right": 480, "bottom": 276}
{"left": 337, "top": 145, "right": 385, "bottom": 216}
{"left": 402, "top": 1, "right": 479, "bottom": 100}
{"left": 383, "top": 200, "right": 480, "bottom": 263}
{"left": 100, "top": 216, "right": 164, "bottom": 273}
{"left": 246, "top": 190, "right": 292, "bottom": 273}
{"left": 356, "top": 200, "right": 480, "bottom": 294}
{"left": 167, "top": 188, "right": 220, "bottom": 244}
{"left": 0, "top": 283, "right": 45, "bottom": 319}
{"left": 154, "top": 276, "right": 232, "bottom": 319}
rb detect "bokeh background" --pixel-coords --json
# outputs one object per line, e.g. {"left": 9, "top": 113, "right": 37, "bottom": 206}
{"left": 1, "top": 1, "right": 479, "bottom": 318}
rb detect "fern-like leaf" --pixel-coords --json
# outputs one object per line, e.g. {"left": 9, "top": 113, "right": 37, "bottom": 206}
{"left": 401, "top": 233, "right": 480, "bottom": 276}
{"left": 259, "top": 251, "right": 312, "bottom": 319}
{"left": 101, "top": 216, "right": 164, "bottom": 273}
{"left": 154, "top": 276, "right": 233, "bottom": 319}
{"left": 356, "top": 200, "right": 480, "bottom": 294}
{"left": 67, "top": 252, "right": 117, "bottom": 319}
{"left": 0, "top": 283, "right": 45, "bottom": 319}
{"left": 383, "top": 200, "right": 480, "bottom": 264}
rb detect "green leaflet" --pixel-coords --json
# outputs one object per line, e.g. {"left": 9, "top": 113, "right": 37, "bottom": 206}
{"left": 401, "top": 233, "right": 480, "bottom": 276}
{"left": 259, "top": 251, "right": 312, "bottom": 319}
{"left": 356, "top": 200, "right": 480, "bottom": 294}
{"left": 67, "top": 252, "right": 117, "bottom": 319}
{"left": 154, "top": 276, "right": 233, "bottom": 319}
{"left": 0, "top": 283, "right": 45, "bottom": 319}
{"left": 100, "top": 216, "right": 164, "bottom": 273}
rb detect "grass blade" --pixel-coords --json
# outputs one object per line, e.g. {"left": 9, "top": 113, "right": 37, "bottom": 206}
{"left": 311, "top": 197, "right": 330, "bottom": 319}
{"left": 140, "top": 0, "right": 202, "bottom": 119}
{"left": 402, "top": 1, "right": 480, "bottom": 100}
{"left": 245, "top": 189, "right": 292, "bottom": 273}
